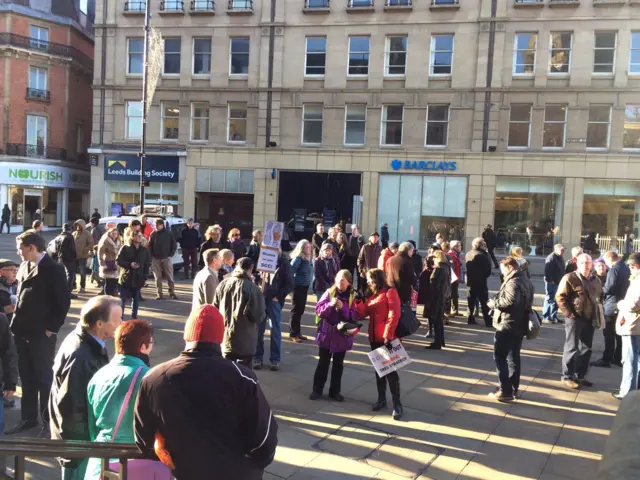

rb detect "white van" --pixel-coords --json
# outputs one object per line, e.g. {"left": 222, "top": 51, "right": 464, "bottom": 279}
{"left": 99, "top": 214, "right": 187, "bottom": 271}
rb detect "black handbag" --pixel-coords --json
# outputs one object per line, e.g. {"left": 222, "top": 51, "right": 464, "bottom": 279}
{"left": 395, "top": 303, "right": 421, "bottom": 338}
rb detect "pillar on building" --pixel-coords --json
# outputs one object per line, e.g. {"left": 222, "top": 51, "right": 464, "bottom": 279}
{"left": 61, "top": 188, "right": 69, "bottom": 225}
{"left": 607, "top": 203, "right": 620, "bottom": 237}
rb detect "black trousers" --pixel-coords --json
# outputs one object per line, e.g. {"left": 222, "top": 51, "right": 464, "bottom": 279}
{"left": 488, "top": 249, "right": 499, "bottom": 269}
{"left": 371, "top": 342, "right": 401, "bottom": 404}
{"left": 104, "top": 278, "right": 118, "bottom": 296}
{"left": 15, "top": 334, "right": 56, "bottom": 423}
{"left": 313, "top": 347, "right": 345, "bottom": 396}
{"left": 0, "top": 221, "right": 9, "bottom": 234}
{"left": 431, "top": 306, "right": 446, "bottom": 347}
{"left": 446, "top": 281, "right": 460, "bottom": 313}
{"left": 223, "top": 352, "right": 253, "bottom": 367}
{"left": 182, "top": 248, "right": 198, "bottom": 278}
{"left": 468, "top": 285, "right": 491, "bottom": 326}
{"left": 62, "top": 261, "right": 75, "bottom": 293}
{"left": 494, "top": 329, "right": 523, "bottom": 394}
{"left": 602, "top": 314, "right": 622, "bottom": 364}
{"left": 290, "top": 285, "right": 309, "bottom": 337}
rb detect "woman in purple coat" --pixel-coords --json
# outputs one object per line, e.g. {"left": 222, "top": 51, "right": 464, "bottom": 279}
{"left": 310, "top": 269, "right": 359, "bottom": 402}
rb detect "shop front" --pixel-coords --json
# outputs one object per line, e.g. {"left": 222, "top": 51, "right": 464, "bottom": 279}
{"left": 0, "top": 161, "right": 90, "bottom": 230}
{"left": 103, "top": 154, "right": 180, "bottom": 216}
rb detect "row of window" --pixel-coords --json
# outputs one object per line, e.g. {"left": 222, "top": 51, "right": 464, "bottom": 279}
{"left": 124, "top": 100, "right": 640, "bottom": 150}
{"left": 508, "top": 104, "right": 640, "bottom": 150}
{"left": 126, "top": 31, "right": 640, "bottom": 79}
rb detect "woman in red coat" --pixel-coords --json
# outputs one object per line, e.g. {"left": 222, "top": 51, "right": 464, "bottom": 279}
{"left": 355, "top": 268, "right": 403, "bottom": 420}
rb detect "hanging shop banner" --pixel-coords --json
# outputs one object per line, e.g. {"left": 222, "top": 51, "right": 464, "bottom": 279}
{"left": 263, "top": 221, "right": 284, "bottom": 250}
{"left": 104, "top": 154, "right": 179, "bottom": 183}
{"left": 0, "top": 162, "right": 90, "bottom": 189}
{"left": 256, "top": 247, "right": 280, "bottom": 274}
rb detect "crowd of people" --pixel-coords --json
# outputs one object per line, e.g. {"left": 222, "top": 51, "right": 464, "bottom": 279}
{"left": 0, "top": 215, "right": 638, "bottom": 478}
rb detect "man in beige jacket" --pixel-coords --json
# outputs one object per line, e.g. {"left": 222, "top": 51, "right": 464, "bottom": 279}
{"left": 192, "top": 249, "right": 222, "bottom": 312}
{"left": 72, "top": 219, "right": 94, "bottom": 293}
{"left": 613, "top": 252, "right": 640, "bottom": 400}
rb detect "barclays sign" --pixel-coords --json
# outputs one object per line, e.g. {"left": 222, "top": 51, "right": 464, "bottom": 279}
{"left": 390, "top": 159, "right": 457, "bottom": 172}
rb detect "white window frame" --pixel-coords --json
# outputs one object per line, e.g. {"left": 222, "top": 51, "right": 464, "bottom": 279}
{"left": 549, "top": 32, "right": 573, "bottom": 76}
{"left": 512, "top": 32, "right": 537, "bottom": 77}
{"left": 507, "top": 104, "right": 532, "bottom": 150}
{"left": 162, "top": 38, "right": 181, "bottom": 76}
{"left": 347, "top": 36, "right": 370, "bottom": 77}
{"left": 192, "top": 38, "right": 212, "bottom": 76}
{"left": 26, "top": 114, "right": 47, "bottom": 149}
{"left": 190, "top": 103, "right": 209, "bottom": 142}
{"left": 127, "top": 38, "right": 144, "bottom": 76}
{"left": 380, "top": 105, "right": 404, "bottom": 147}
{"left": 229, "top": 37, "right": 250, "bottom": 78}
{"left": 424, "top": 105, "right": 450, "bottom": 148}
{"left": 125, "top": 101, "right": 143, "bottom": 140}
{"left": 384, "top": 35, "right": 408, "bottom": 78}
{"left": 161, "top": 102, "right": 180, "bottom": 141}
{"left": 344, "top": 104, "right": 367, "bottom": 146}
{"left": 623, "top": 104, "right": 640, "bottom": 151}
{"left": 28, "top": 66, "right": 47, "bottom": 91}
{"left": 593, "top": 31, "right": 617, "bottom": 76}
{"left": 29, "top": 26, "right": 48, "bottom": 49}
{"left": 304, "top": 36, "right": 327, "bottom": 78}
{"left": 542, "top": 104, "right": 567, "bottom": 150}
{"left": 301, "top": 104, "right": 323, "bottom": 146}
{"left": 227, "top": 102, "right": 248, "bottom": 144}
{"left": 429, "top": 34, "right": 454, "bottom": 77}
{"left": 630, "top": 32, "right": 640, "bottom": 76}
{"left": 586, "top": 104, "right": 611, "bottom": 151}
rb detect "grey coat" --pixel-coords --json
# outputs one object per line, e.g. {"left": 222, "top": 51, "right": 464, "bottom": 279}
{"left": 489, "top": 270, "right": 533, "bottom": 336}
{"left": 192, "top": 267, "right": 219, "bottom": 311}
{"left": 213, "top": 270, "right": 266, "bottom": 357}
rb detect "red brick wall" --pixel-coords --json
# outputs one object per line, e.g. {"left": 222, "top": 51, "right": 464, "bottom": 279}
{"left": 66, "top": 68, "right": 93, "bottom": 155}
{"left": 9, "top": 15, "right": 69, "bottom": 44}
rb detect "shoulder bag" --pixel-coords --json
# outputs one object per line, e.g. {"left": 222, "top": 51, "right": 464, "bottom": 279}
{"left": 103, "top": 366, "right": 173, "bottom": 480}
{"left": 395, "top": 302, "right": 421, "bottom": 338}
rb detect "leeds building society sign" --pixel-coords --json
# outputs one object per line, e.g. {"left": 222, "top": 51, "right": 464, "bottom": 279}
{"left": 390, "top": 159, "right": 457, "bottom": 172}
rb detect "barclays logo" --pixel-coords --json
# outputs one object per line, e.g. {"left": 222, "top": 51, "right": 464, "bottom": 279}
{"left": 390, "top": 159, "right": 457, "bottom": 172}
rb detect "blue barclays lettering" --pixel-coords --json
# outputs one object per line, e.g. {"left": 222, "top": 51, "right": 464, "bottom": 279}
{"left": 392, "top": 159, "right": 457, "bottom": 172}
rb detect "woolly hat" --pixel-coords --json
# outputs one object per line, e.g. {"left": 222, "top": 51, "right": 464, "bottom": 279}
{"left": 184, "top": 305, "right": 225, "bottom": 345}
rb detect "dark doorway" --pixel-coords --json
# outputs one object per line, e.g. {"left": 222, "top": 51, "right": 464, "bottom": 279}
{"left": 195, "top": 192, "right": 254, "bottom": 240}
{"left": 277, "top": 171, "right": 361, "bottom": 242}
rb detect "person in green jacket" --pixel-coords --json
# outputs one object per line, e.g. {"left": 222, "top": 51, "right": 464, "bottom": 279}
{"left": 85, "top": 320, "right": 154, "bottom": 480}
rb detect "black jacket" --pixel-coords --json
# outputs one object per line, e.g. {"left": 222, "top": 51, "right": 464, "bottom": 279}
{"left": 198, "top": 238, "right": 229, "bottom": 267}
{"left": 262, "top": 255, "right": 293, "bottom": 307}
{"left": 348, "top": 234, "right": 365, "bottom": 260}
{"left": 49, "top": 326, "right": 109, "bottom": 468}
{"left": 489, "top": 270, "right": 533, "bottom": 336}
{"left": 428, "top": 266, "right": 451, "bottom": 318}
{"left": 411, "top": 252, "right": 423, "bottom": 282}
{"left": 53, "top": 232, "right": 77, "bottom": 264}
{"left": 544, "top": 253, "right": 565, "bottom": 284}
{"left": 117, "top": 244, "right": 151, "bottom": 289}
{"left": 465, "top": 249, "right": 492, "bottom": 287}
{"left": 0, "top": 313, "right": 17, "bottom": 392}
{"left": 482, "top": 228, "right": 496, "bottom": 251}
{"left": 311, "top": 233, "right": 325, "bottom": 258}
{"left": 149, "top": 228, "right": 177, "bottom": 259}
{"left": 381, "top": 226, "right": 390, "bottom": 246}
{"left": 229, "top": 240, "right": 246, "bottom": 261}
{"left": 179, "top": 227, "right": 201, "bottom": 251}
{"left": 134, "top": 343, "right": 278, "bottom": 480}
{"left": 1, "top": 207, "right": 10, "bottom": 223}
{"left": 90, "top": 224, "right": 106, "bottom": 246}
{"left": 603, "top": 261, "right": 631, "bottom": 316}
{"left": 11, "top": 254, "right": 70, "bottom": 338}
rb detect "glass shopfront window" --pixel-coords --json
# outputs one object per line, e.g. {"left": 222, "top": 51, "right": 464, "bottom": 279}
{"left": 9, "top": 186, "right": 64, "bottom": 227}
{"left": 107, "top": 181, "right": 179, "bottom": 216}
{"left": 582, "top": 180, "right": 640, "bottom": 253}
{"left": 494, "top": 177, "right": 564, "bottom": 257}
{"left": 377, "top": 174, "right": 467, "bottom": 249}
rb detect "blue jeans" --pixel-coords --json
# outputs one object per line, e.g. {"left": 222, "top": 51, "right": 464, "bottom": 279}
{"left": 562, "top": 317, "right": 594, "bottom": 380}
{"left": 619, "top": 335, "right": 640, "bottom": 396}
{"left": 255, "top": 299, "right": 282, "bottom": 363}
{"left": 120, "top": 286, "right": 140, "bottom": 319}
{"left": 543, "top": 282, "right": 559, "bottom": 321}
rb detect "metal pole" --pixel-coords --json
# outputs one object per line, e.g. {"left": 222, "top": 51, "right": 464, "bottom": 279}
{"left": 265, "top": 0, "right": 276, "bottom": 147}
{"left": 481, "top": 0, "right": 497, "bottom": 153}
{"left": 140, "top": 0, "right": 151, "bottom": 212}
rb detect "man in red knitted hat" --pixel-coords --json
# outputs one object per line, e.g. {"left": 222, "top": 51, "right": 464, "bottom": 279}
{"left": 134, "top": 305, "right": 278, "bottom": 480}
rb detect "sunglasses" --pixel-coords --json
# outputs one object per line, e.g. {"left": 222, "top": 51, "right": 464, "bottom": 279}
{"left": 232, "top": 234, "right": 240, "bottom": 237}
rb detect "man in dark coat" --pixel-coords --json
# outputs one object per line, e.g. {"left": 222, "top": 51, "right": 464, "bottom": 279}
{"left": 254, "top": 252, "right": 293, "bottom": 371}
{"left": 0, "top": 260, "right": 18, "bottom": 323}
{"left": 89, "top": 218, "right": 105, "bottom": 246}
{"left": 134, "top": 305, "right": 278, "bottom": 480}
{"left": 592, "top": 251, "right": 630, "bottom": 368}
{"left": 482, "top": 225, "right": 499, "bottom": 270}
{"left": 543, "top": 244, "right": 565, "bottom": 325}
{"left": 0, "top": 308, "right": 17, "bottom": 475}
{"left": 0, "top": 205, "right": 10, "bottom": 235}
{"left": 90, "top": 208, "right": 101, "bottom": 224}
{"left": 311, "top": 223, "right": 326, "bottom": 259}
{"left": 7, "top": 231, "right": 70, "bottom": 436}
{"left": 465, "top": 237, "right": 492, "bottom": 327}
{"left": 357, "top": 233, "right": 382, "bottom": 293}
{"left": 149, "top": 218, "right": 178, "bottom": 300}
{"left": 117, "top": 229, "right": 151, "bottom": 320}
{"left": 52, "top": 223, "right": 78, "bottom": 298}
{"left": 386, "top": 242, "right": 416, "bottom": 303}
{"left": 49, "top": 296, "right": 121, "bottom": 479}
{"left": 381, "top": 224, "right": 390, "bottom": 249}
{"left": 179, "top": 219, "right": 201, "bottom": 280}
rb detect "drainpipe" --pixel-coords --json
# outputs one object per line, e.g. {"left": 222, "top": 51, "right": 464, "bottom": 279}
{"left": 264, "top": 0, "right": 276, "bottom": 147}
{"left": 98, "top": 0, "right": 107, "bottom": 146}
{"left": 481, "top": 0, "right": 497, "bottom": 152}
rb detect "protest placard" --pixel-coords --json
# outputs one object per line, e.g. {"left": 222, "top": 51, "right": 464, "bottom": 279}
{"left": 256, "top": 247, "right": 280, "bottom": 273}
{"left": 263, "top": 221, "right": 284, "bottom": 250}
{"left": 367, "top": 339, "right": 412, "bottom": 378}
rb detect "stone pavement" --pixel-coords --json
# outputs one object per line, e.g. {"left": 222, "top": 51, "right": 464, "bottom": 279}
{"left": 0, "top": 233, "right": 620, "bottom": 479}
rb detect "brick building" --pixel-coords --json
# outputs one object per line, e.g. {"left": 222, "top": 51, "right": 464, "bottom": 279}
{"left": 0, "top": 0, "right": 93, "bottom": 231}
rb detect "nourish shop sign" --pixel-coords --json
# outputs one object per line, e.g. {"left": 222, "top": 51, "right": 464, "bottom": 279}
{"left": 0, "top": 162, "right": 90, "bottom": 189}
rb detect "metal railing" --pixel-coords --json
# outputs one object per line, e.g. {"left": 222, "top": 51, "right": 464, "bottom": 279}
{"left": 348, "top": 0, "right": 374, "bottom": 7}
{"left": 0, "top": 33, "right": 93, "bottom": 71}
{"left": 431, "top": 0, "right": 458, "bottom": 4}
{"left": 124, "top": 0, "right": 146, "bottom": 10}
{"left": 0, "top": 438, "right": 142, "bottom": 480}
{"left": 191, "top": 0, "right": 214, "bottom": 9}
{"left": 385, "top": 0, "right": 412, "bottom": 5}
{"left": 305, "top": 0, "right": 330, "bottom": 7}
{"left": 26, "top": 87, "right": 50, "bottom": 100}
{"left": 6, "top": 143, "right": 67, "bottom": 161}
{"left": 514, "top": 0, "right": 544, "bottom": 2}
{"left": 227, "top": 0, "right": 253, "bottom": 8}
{"left": 160, "top": 0, "right": 184, "bottom": 10}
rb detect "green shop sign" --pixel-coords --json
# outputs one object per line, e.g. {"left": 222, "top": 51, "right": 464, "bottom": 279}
{"left": 9, "top": 169, "right": 64, "bottom": 182}
{"left": 0, "top": 162, "right": 89, "bottom": 189}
